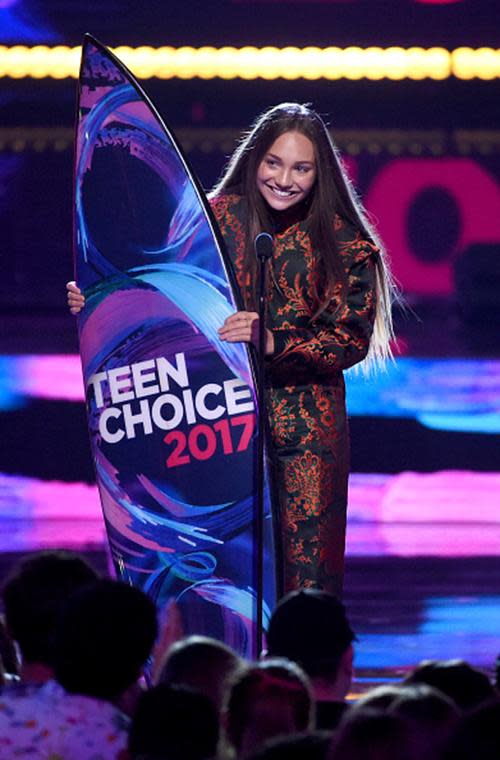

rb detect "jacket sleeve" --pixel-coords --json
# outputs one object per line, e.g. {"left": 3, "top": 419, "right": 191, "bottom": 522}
{"left": 270, "top": 239, "right": 378, "bottom": 373}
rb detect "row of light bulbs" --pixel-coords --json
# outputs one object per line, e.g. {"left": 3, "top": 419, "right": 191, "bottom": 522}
{"left": 0, "top": 45, "right": 498, "bottom": 80}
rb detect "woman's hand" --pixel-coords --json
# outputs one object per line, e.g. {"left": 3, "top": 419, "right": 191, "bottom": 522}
{"left": 218, "top": 311, "right": 275, "bottom": 356}
{"left": 66, "top": 281, "right": 85, "bottom": 314}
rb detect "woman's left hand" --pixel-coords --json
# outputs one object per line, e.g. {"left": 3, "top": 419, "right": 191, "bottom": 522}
{"left": 218, "top": 311, "right": 275, "bottom": 355}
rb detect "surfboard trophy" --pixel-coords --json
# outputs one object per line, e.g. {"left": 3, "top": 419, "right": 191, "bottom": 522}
{"left": 74, "top": 36, "right": 279, "bottom": 657}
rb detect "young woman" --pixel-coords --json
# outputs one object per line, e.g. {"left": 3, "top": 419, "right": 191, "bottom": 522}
{"left": 68, "top": 102, "right": 396, "bottom": 599}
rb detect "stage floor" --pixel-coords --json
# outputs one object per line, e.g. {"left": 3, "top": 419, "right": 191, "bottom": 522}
{"left": 0, "top": 468, "right": 498, "bottom": 681}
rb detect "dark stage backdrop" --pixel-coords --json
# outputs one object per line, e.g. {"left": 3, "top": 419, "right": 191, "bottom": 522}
{"left": 1, "top": 127, "right": 499, "bottom": 310}
{"left": 1, "top": 0, "right": 499, "bottom": 313}
{"left": 1, "top": 0, "right": 497, "bottom": 47}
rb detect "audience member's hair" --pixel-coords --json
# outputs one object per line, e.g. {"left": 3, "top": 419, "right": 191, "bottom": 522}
{"left": 352, "top": 684, "right": 404, "bottom": 713}
{"left": 404, "top": 659, "right": 496, "bottom": 711}
{"left": 247, "top": 730, "right": 333, "bottom": 760}
{"left": 328, "top": 708, "right": 421, "bottom": 760}
{"left": 226, "top": 658, "right": 314, "bottom": 757}
{"left": 53, "top": 579, "right": 157, "bottom": 701}
{"left": 158, "top": 634, "right": 241, "bottom": 712}
{"left": 444, "top": 698, "right": 500, "bottom": 760}
{"left": 2, "top": 550, "right": 98, "bottom": 666}
{"left": 389, "top": 683, "right": 458, "bottom": 759}
{"left": 129, "top": 683, "right": 219, "bottom": 760}
{"left": 266, "top": 590, "right": 355, "bottom": 681}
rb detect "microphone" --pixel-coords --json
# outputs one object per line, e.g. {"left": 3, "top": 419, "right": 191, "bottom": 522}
{"left": 252, "top": 232, "right": 273, "bottom": 658}
{"left": 254, "top": 232, "right": 274, "bottom": 261}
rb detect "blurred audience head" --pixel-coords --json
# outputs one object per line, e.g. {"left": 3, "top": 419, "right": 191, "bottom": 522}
{"left": 352, "top": 684, "right": 404, "bottom": 712}
{"left": 2, "top": 550, "right": 98, "bottom": 680}
{"left": 53, "top": 578, "right": 157, "bottom": 701}
{"left": 389, "top": 683, "right": 459, "bottom": 759}
{"left": 266, "top": 589, "right": 355, "bottom": 697}
{"left": 328, "top": 708, "right": 421, "bottom": 760}
{"left": 247, "top": 730, "right": 333, "bottom": 760}
{"left": 225, "top": 657, "right": 314, "bottom": 757}
{"left": 444, "top": 698, "right": 500, "bottom": 760}
{"left": 404, "top": 658, "right": 496, "bottom": 711}
{"left": 157, "top": 634, "right": 241, "bottom": 713}
{"left": 129, "top": 683, "right": 219, "bottom": 760}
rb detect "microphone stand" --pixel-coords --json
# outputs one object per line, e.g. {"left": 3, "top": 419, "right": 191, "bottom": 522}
{"left": 254, "top": 232, "right": 273, "bottom": 657}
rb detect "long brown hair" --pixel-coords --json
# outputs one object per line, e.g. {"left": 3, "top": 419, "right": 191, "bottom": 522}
{"left": 211, "top": 102, "right": 397, "bottom": 368}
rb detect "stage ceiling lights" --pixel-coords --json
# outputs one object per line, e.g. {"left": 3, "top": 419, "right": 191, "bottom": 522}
{"left": 0, "top": 45, "right": 499, "bottom": 81}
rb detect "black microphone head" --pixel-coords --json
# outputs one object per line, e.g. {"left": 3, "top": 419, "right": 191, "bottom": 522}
{"left": 254, "top": 232, "right": 274, "bottom": 261}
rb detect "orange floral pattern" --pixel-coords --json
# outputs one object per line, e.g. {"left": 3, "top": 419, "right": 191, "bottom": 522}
{"left": 211, "top": 194, "right": 377, "bottom": 597}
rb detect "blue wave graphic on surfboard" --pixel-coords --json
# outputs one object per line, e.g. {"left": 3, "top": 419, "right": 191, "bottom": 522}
{"left": 74, "top": 36, "right": 277, "bottom": 656}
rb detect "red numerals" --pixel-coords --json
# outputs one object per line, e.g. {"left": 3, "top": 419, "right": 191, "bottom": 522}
{"left": 188, "top": 424, "right": 217, "bottom": 461}
{"left": 164, "top": 413, "right": 255, "bottom": 469}
{"left": 163, "top": 430, "right": 190, "bottom": 468}
{"left": 230, "top": 413, "right": 255, "bottom": 452}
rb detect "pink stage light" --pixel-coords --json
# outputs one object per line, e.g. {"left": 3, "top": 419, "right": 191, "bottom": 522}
{"left": 0, "top": 473, "right": 104, "bottom": 552}
{"left": 8, "top": 355, "right": 84, "bottom": 403}
{"left": 0, "top": 470, "right": 498, "bottom": 556}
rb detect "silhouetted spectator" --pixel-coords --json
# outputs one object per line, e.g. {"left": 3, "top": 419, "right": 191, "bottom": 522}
{"left": 389, "top": 683, "right": 459, "bottom": 760}
{"left": 157, "top": 634, "right": 241, "bottom": 714}
{"left": 53, "top": 579, "right": 157, "bottom": 701}
{"left": 444, "top": 698, "right": 500, "bottom": 760}
{"left": 247, "top": 730, "right": 333, "bottom": 760}
{"left": 129, "top": 683, "right": 219, "bottom": 760}
{"left": 226, "top": 658, "right": 314, "bottom": 758}
{"left": 351, "top": 684, "right": 404, "bottom": 713}
{"left": 404, "top": 658, "right": 496, "bottom": 711}
{"left": 328, "top": 708, "right": 422, "bottom": 760}
{"left": 2, "top": 550, "right": 98, "bottom": 689}
{"left": 0, "top": 579, "right": 158, "bottom": 759}
{"left": 266, "top": 589, "right": 355, "bottom": 729}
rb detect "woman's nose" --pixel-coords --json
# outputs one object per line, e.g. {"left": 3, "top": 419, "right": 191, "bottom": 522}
{"left": 275, "top": 168, "right": 292, "bottom": 188}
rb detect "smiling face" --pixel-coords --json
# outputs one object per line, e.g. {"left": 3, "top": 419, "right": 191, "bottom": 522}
{"left": 256, "top": 131, "right": 317, "bottom": 212}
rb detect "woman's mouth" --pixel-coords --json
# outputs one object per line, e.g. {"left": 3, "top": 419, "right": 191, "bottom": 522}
{"left": 266, "top": 185, "right": 298, "bottom": 198}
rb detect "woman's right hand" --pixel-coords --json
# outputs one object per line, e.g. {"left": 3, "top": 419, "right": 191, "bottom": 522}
{"left": 66, "top": 281, "right": 86, "bottom": 315}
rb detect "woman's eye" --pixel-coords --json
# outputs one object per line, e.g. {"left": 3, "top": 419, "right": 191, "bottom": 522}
{"left": 265, "top": 158, "right": 277, "bottom": 167}
{"left": 296, "top": 165, "right": 309, "bottom": 173}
